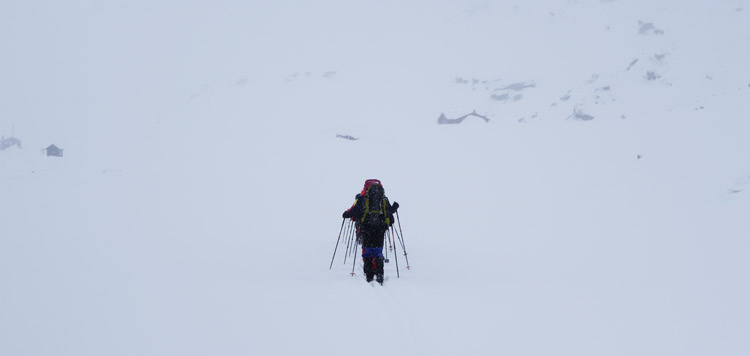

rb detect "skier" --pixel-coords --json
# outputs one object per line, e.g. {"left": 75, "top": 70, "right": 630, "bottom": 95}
{"left": 342, "top": 179, "right": 399, "bottom": 284}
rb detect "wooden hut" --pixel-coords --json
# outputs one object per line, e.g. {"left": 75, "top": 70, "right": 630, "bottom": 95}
{"left": 45, "top": 144, "right": 64, "bottom": 157}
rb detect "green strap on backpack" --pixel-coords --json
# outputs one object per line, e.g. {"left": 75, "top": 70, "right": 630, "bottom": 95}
{"left": 361, "top": 196, "right": 391, "bottom": 226}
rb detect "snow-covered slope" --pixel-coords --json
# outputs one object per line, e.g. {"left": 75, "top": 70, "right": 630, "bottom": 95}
{"left": 1, "top": 1, "right": 749, "bottom": 355}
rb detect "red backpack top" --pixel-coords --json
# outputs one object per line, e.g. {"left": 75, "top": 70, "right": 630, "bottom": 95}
{"left": 360, "top": 179, "right": 382, "bottom": 196}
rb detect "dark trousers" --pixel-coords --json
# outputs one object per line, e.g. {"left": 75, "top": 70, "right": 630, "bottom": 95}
{"left": 362, "top": 255, "right": 384, "bottom": 282}
{"left": 359, "top": 225, "right": 387, "bottom": 282}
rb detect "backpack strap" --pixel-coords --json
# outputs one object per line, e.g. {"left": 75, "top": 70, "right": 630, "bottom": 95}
{"left": 384, "top": 199, "right": 391, "bottom": 226}
{"left": 360, "top": 198, "right": 370, "bottom": 223}
{"left": 360, "top": 196, "right": 391, "bottom": 226}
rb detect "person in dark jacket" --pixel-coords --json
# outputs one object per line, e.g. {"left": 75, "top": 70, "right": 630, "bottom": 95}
{"left": 342, "top": 179, "right": 399, "bottom": 284}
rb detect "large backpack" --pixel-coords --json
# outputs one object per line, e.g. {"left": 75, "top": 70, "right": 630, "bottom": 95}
{"left": 361, "top": 184, "right": 391, "bottom": 228}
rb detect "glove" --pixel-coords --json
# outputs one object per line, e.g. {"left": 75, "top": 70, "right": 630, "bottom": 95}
{"left": 392, "top": 202, "right": 399, "bottom": 211}
{"left": 342, "top": 210, "right": 350, "bottom": 219}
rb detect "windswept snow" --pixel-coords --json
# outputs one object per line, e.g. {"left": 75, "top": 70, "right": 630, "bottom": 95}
{"left": 1, "top": 1, "right": 749, "bottom": 356}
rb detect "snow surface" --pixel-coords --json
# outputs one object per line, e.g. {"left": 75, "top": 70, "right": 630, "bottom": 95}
{"left": 1, "top": 1, "right": 749, "bottom": 355}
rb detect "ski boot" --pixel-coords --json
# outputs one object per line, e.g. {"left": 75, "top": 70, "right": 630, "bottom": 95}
{"left": 376, "top": 256, "right": 385, "bottom": 285}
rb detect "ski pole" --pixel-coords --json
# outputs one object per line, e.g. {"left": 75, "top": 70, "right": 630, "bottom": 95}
{"left": 384, "top": 230, "right": 390, "bottom": 263}
{"left": 343, "top": 220, "right": 354, "bottom": 265}
{"left": 347, "top": 222, "right": 357, "bottom": 258}
{"left": 329, "top": 218, "right": 347, "bottom": 269}
{"left": 350, "top": 224, "right": 361, "bottom": 257}
{"left": 389, "top": 228, "right": 400, "bottom": 278}
{"left": 346, "top": 223, "right": 356, "bottom": 260}
{"left": 395, "top": 212, "right": 411, "bottom": 269}
{"left": 394, "top": 211, "right": 407, "bottom": 251}
{"left": 350, "top": 238, "right": 359, "bottom": 276}
{"left": 388, "top": 229, "right": 393, "bottom": 251}
{"left": 391, "top": 225, "right": 410, "bottom": 270}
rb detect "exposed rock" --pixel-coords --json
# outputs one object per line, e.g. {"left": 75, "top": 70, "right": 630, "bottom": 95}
{"left": 626, "top": 59, "right": 639, "bottom": 71}
{"left": 499, "top": 82, "right": 536, "bottom": 91}
{"left": 645, "top": 71, "right": 661, "bottom": 81}
{"left": 437, "top": 111, "right": 490, "bottom": 124}
{"left": 653, "top": 53, "right": 668, "bottom": 62}
{"left": 639, "top": 21, "right": 665, "bottom": 35}
{"left": 571, "top": 108, "right": 594, "bottom": 121}
{"left": 491, "top": 93, "right": 510, "bottom": 102}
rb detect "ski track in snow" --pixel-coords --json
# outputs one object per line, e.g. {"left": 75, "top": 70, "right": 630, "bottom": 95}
{"left": 369, "top": 277, "right": 419, "bottom": 355}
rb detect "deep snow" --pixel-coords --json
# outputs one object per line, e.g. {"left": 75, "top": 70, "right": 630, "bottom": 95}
{"left": 1, "top": 1, "right": 749, "bottom": 355}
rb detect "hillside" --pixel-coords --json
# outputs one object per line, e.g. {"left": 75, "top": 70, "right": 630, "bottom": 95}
{"left": 1, "top": 1, "right": 749, "bottom": 355}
